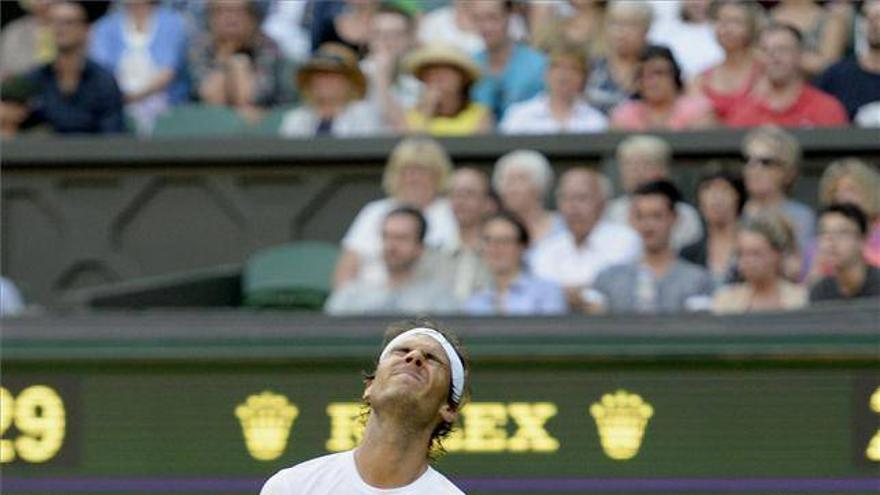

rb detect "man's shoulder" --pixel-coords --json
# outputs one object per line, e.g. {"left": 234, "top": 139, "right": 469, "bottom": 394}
{"left": 260, "top": 452, "right": 350, "bottom": 494}
{"left": 595, "top": 262, "right": 637, "bottom": 284}
{"left": 422, "top": 467, "right": 467, "bottom": 494}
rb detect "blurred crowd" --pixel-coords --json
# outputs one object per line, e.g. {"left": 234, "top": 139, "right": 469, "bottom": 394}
{"left": 323, "top": 129, "right": 880, "bottom": 316}
{"left": 2, "top": 0, "right": 880, "bottom": 137}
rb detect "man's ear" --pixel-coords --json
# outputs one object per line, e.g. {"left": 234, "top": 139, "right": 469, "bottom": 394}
{"left": 439, "top": 403, "right": 459, "bottom": 424}
{"left": 363, "top": 378, "right": 374, "bottom": 403}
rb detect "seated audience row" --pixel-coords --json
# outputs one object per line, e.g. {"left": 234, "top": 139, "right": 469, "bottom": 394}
{"left": 3, "top": 0, "right": 879, "bottom": 137}
{"left": 326, "top": 132, "right": 880, "bottom": 316}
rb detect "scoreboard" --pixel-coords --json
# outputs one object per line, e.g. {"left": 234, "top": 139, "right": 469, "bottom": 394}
{"left": 2, "top": 308, "right": 879, "bottom": 495}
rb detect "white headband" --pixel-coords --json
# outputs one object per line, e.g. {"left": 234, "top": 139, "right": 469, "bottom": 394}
{"left": 379, "top": 327, "right": 465, "bottom": 405}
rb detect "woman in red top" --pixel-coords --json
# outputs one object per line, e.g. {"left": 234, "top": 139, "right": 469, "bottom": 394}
{"left": 689, "top": 1, "right": 764, "bottom": 120}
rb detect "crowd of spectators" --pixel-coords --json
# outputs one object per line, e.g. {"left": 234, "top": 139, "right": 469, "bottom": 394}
{"left": 1, "top": 0, "right": 878, "bottom": 318}
{"left": 326, "top": 129, "right": 879, "bottom": 316}
{"left": 2, "top": 0, "right": 880, "bottom": 137}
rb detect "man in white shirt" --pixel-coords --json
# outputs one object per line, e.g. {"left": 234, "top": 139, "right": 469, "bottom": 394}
{"left": 532, "top": 167, "right": 642, "bottom": 312}
{"left": 260, "top": 322, "right": 469, "bottom": 494}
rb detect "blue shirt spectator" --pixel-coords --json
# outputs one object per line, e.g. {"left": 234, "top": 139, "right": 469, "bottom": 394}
{"left": 472, "top": 43, "right": 546, "bottom": 121}
{"left": 89, "top": 3, "right": 189, "bottom": 133}
{"left": 26, "top": 59, "right": 125, "bottom": 134}
{"left": 464, "top": 272, "right": 567, "bottom": 316}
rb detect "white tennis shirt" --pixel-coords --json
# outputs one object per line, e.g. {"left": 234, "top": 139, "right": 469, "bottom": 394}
{"left": 260, "top": 450, "right": 465, "bottom": 494}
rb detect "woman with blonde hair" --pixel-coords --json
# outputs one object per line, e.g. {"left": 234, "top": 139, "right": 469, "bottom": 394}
{"left": 333, "top": 136, "right": 458, "bottom": 288}
{"left": 713, "top": 213, "right": 807, "bottom": 314}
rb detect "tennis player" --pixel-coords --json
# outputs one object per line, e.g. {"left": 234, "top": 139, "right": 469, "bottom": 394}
{"left": 260, "top": 320, "right": 470, "bottom": 494}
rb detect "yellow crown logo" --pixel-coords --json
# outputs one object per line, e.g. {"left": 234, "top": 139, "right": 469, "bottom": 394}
{"left": 866, "top": 387, "right": 880, "bottom": 462}
{"left": 590, "top": 389, "right": 653, "bottom": 460}
{"left": 235, "top": 391, "right": 299, "bottom": 461}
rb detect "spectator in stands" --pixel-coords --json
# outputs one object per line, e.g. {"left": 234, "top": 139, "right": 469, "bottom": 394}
{"left": 725, "top": 23, "right": 848, "bottom": 127}
{"left": 647, "top": 0, "right": 723, "bottom": 79}
{"left": 770, "top": 0, "right": 850, "bottom": 77}
{"left": 361, "top": 4, "right": 420, "bottom": 132}
{"left": 588, "top": 180, "right": 714, "bottom": 314}
{"left": 279, "top": 43, "right": 381, "bottom": 138}
{"left": 810, "top": 158, "right": 880, "bottom": 275}
{"left": 417, "top": 0, "right": 485, "bottom": 56}
{"left": 471, "top": 0, "right": 547, "bottom": 121}
{"left": 817, "top": 0, "right": 880, "bottom": 122}
{"left": 533, "top": 167, "right": 642, "bottom": 313}
{"left": 89, "top": 0, "right": 189, "bottom": 135}
{"left": 586, "top": 0, "right": 651, "bottom": 114}
{"left": 464, "top": 212, "right": 567, "bottom": 315}
{"left": 713, "top": 213, "right": 807, "bottom": 314}
{"left": 0, "top": 0, "right": 56, "bottom": 79}
{"left": 445, "top": 167, "right": 495, "bottom": 303}
{"left": 690, "top": 0, "right": 765, "bottom": 122}
{"left": 189, "top": 0, "right": 290, "bottom": 123}
{"left": 402, "top": 44, "right": 492, "bottom": 136}
{"left": 810, "top": 203, "right": 880, "bottom": 302}
{"left": 309, "top": 0, "right": 378, "bottom": 59}
{"left": 532, "top": 0, "right": 606, "bottom": 57}
{"left": 740, "top": 126, "right": 814, "bottom": 260}
{"left": 610, "top": 44, "right": 716, "bottom": 131}
{"left": 0, "top": 1, "right": 125, "bottom": 136}
{"left": 605, "top": 135, "right": 704, "bottom": 251}
{"left": 333, "top": 137, "right": 457, "bottom": 289}
{"left": 492, "top": 150, "right": 567, "bottom": 268}
{"left": 499, "top": 42, "right": 608, "bottom": 135}
{"left": 681, "top": 165, "right": 746, "bottom": 287}
{"left": 325, "top": 206, "right": 457, "bottom": 315}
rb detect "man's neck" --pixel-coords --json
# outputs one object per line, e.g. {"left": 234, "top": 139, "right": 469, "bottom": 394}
{"left": 314, "top": 100, "right": 346, "bottom": 120}
{"left": 494, "top": 268, "right": 521, "bottom": 293}
{"left": 834, "top": 260, "right": 868, "bottom": 297}
{"left": 760, "top": 77, "right": 803, "bottom": 109}
{"left": 54, "top": 49, "right": 84, "bottom": 71}
{"left": 643, "top": 248, "right": 675, "bottom": 277}
{"left": 356, "top": 415, "right": 431, "bottom": 489}
{"left": 487, "top": 39, "right": 513, "bottom": 71}
{"left": 387, "top": 268, "right": 415, "bottom": 288}
{"left": 53, "top": 49, "right": 85, "bottom": 93}
{"left": 859, "top": 48, "right": 880, "bottom": 73}
{"left": 458, "top": 223, "right": 481, "bottom": 250}
{"left": 707, "top": 219, "right": 737, "bottom": 239}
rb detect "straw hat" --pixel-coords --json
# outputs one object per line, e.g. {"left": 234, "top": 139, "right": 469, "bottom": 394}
{"left": 297, "top": 43, "right": 367, "bottom": 100}
{"left": 405, "top": 44, "right": 481, "bottom": 85}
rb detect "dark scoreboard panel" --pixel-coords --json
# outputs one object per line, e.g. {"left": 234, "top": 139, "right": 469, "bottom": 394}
{"left": 2, "top": 363, "right": 879, "bottom": 495}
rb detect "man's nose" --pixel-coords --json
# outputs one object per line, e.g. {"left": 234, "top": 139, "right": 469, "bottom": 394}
{"left": 404, "top": 350, "right": 425, "bottom": 366}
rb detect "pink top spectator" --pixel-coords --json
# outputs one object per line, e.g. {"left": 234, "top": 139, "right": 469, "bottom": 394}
{"left": 726, "top": 84, "right": 848, "bottom": 127}
{"left": 610, "top": 95, "right": 715, "bottom": 131}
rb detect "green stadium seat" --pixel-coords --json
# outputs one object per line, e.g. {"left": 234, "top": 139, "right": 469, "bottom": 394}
{"left": 242, "top": 241, "right": 340, "bottom": 310}
{"left": 152, "top": 104, "right": 248, "bottom": 137}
